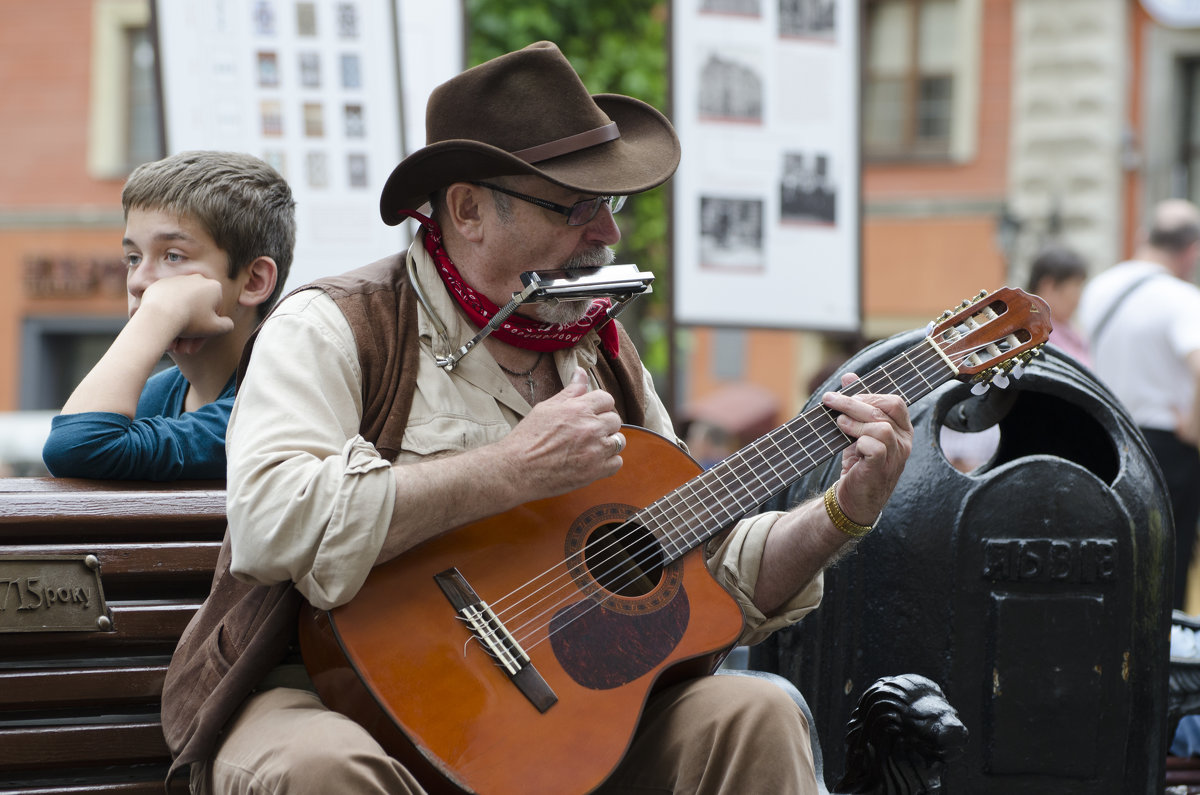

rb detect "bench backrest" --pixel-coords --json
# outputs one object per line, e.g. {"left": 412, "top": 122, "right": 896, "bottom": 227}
{"left": 0, "top": 477, "right": 224, "bottom": 794}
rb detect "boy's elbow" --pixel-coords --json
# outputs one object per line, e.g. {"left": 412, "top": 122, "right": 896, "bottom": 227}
{"left": 41, "top": 438, "right": 81, "bottom": 478}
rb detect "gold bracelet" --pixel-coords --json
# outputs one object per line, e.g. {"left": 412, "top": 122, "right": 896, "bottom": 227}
{"left": 823, "top": 483, "right": 874, "bottom": 538}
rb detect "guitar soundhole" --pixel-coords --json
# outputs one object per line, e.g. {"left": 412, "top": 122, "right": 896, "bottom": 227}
{"left": 565, "top": 503, "right": 682, "bottom": 615}
{"left": 584, "top": 522, "right": 663, "bottom": 598}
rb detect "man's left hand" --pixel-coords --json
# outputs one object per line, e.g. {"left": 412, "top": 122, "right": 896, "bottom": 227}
{"left": 820, "top": 372, "right": 914, "bottom": 526}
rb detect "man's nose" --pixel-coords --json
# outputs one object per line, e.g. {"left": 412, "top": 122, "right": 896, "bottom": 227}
{"left": 585, "top": 203, "right": 622, "bottom": 247}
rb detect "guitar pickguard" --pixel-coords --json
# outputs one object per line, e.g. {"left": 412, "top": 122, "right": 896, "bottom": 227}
{"left": 548, "top": 585, "right": 690, "bottom": 690}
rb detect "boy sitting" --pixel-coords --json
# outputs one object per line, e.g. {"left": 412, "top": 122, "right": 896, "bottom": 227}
{"left": 42, "top": 151, "right": 295, "bottom": 480}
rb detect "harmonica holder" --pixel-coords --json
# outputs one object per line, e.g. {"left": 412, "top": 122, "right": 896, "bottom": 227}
{"left": 435, "top": 264, "right": 655, "bottom": 371}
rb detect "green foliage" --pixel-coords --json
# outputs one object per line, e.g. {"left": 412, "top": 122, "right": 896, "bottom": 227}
{"left": 463, "top": 0, "right": 672, "bottom": 374}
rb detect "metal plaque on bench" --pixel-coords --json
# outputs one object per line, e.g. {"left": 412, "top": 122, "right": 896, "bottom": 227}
{"left": 0, "top": 555, "right": 114, "bottom": 632}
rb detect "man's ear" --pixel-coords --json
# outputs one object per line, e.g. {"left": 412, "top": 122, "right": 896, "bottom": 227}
{"left": 443, "top": 182, "right": 486, "bottom": 242}
{"left": 238, "top": 256, "right": 279, "bottom": 309}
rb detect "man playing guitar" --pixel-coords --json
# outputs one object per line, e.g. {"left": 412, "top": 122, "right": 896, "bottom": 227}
{"left": 161, "top": 41, "right": 914, "bottom": 795}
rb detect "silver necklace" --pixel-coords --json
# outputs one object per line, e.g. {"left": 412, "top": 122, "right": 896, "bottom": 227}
{"left": 497, "top": 352, "right": 544, "bottom": 402}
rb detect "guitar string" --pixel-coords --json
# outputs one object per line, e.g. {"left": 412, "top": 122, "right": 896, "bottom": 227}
{"left": 489, "top": 338, "right": 986, "bottom": 656}
{"left": 520, "top": 350, "right": 950, "bottom": 624}
{"left": 483, "top": 337, "right": 996, "bottom": 656}
{"left": 490, "top": 356, "right": 968, "bottom": 661}
{"left": 480, "top": 335, "right": 1010, "bottom": 656}
{"left": 468, "top": 350, "right": 945, "bottom": 653}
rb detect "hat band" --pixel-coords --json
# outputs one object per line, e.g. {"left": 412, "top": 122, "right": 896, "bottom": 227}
{"left": 511, "top": 122, "right": 620, "bottom": 164}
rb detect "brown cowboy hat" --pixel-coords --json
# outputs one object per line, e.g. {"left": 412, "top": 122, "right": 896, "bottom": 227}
{"left": 379, "top": 41, "right": 680, "bottom": 225}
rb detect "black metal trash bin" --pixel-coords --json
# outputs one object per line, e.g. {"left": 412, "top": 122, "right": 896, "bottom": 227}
{"left": 751, "top": 331, "right": 1173, "bottom": 793}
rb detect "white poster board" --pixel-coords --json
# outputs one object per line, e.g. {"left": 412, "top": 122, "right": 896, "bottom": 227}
{"left": 671, "top": 0, "right": 860, "bottom": 331}
{"left": 154, "top": 0, "right": 462, "bottom": 291}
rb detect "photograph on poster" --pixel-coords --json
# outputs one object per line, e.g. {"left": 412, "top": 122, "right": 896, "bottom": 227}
{"left": 780, "top": 151, "right": 836, "bottom": 226}
{"left": 347, "top": 153, "right": 368, "bottom": 188}
{"left": 253, "top": 1, "right": 275, "bottom": 35}
{"left": 257, "top": 52, "right": 279, "bottom": 87}
{"left": 300, "top": 52, "right": 321, "bottom": 88}
{"left": 779, "top": 0, "right": 836, "bottom": 40}
{"left": 260, "top": 100, "right": 283, "bottom": 137}
{"left": 700, "top": 0, "right": 761, "bottom": 16}
{"left": 262, "top": 150, "right": 287, "bottom": 179}
{"left": 341, "top": 54, "right": 362, "bottom": 88}
{"left": 303, "top": 102, "right": 324, "bottom": 137}
{"left": 297, "top": 3, "right": 317, "bottom": 36}
{"left": 698, "top": 51, "right": 763, "bottom": 124}
{"left": 700, "top": 196, "right": 765, "bottom": 272}
{"left": 337, "top": 3, "right": 359, "bottom": 38}
{"left": 306, "top": 151, "right": 328, "bottom": 188}
{"left": 344, "top": 104, "right": 365, "bottom": 137}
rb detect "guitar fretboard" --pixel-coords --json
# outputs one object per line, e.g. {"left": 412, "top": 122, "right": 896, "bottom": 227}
{"left": 644, "top": 336, "right": 957, "bottom": 561}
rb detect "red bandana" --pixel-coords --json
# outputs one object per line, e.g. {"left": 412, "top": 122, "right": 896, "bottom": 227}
{"left": 399, "top": 210, "right": 619, "bottom": 357}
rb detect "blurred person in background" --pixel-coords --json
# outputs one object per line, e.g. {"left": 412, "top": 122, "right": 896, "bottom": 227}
{"left": 1026, "top": 244, "right": 1091, "bottom": 366}
{"left": 1077, "top": 199, "right": 1200, "bottom": 610}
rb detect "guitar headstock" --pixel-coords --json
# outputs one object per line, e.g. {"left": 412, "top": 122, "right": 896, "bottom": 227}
{"left": 929, "top": 287, "right": 1052, "bottom": 387}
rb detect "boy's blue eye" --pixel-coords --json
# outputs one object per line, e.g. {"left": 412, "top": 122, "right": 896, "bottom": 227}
{"left": 123, "top": 254, "right": 141, "bottom": 268}
{"left": 165, "top": 252, "right": 184, "bottom": 263}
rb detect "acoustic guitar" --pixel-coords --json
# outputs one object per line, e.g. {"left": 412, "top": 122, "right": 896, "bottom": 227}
{"left": 298, "top": 287, "right": 1052, "bottom": 794}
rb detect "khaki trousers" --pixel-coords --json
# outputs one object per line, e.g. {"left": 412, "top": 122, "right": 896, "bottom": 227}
{"left": 197, "top": 674, "right": 818, "bottom": 795}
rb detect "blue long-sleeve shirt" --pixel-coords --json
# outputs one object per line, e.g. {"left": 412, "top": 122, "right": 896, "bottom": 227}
{"left": 41, "top": 368, "right": 234, "bottom": 480}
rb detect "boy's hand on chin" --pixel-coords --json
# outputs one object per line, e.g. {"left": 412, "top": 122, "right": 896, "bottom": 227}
{"left": 140, "top": 274, "right": 235, "bottom": 343}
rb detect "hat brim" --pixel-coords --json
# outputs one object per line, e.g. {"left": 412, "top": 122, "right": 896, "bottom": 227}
{"left": 379, "top": 95, "right": 680, "bottom": 225}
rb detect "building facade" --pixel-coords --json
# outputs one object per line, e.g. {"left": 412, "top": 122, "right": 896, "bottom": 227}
{"left": 3, "top": 0, "right": 1200, "bottom": 473}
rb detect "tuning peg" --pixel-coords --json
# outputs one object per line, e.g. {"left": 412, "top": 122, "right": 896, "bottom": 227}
{"left": 970, "top": 381, "right": 991, "bottom": 396}
{"left": 977, "top": 289, "right": 988, "bottom": 299}
{"left": 992, "top": 371, "right": 1010, "bottom": 389}
{"left": 1009, "top": 362, "right": 1026, "bottom": 380}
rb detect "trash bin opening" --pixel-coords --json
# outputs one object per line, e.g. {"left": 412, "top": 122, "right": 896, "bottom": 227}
{"left": 994, "top": 390, "right": 1118, "bottom": 483}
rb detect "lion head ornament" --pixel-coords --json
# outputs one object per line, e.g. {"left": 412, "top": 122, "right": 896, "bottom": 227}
{"left": 835, "top": 674, "right": 968, "bottom": 794}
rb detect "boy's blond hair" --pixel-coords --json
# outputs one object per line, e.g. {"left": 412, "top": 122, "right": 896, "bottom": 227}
{"left": 122, "top": 151, "right": 296, "bottom": 317}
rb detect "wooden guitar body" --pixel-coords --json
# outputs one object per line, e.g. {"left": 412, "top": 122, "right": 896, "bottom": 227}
{"left": 299, "top": 427, "right": 746, "bottom": 795}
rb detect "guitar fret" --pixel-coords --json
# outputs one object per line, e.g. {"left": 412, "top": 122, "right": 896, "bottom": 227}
{"left": 905, "top": 349, "right": 936, "bottom": 391}
{"left": 875, "top": 363, "right": 908, "bottom": 402}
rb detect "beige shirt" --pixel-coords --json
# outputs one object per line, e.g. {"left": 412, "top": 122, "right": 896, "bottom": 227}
{"left": 226, "top": 240, "right": 822, "bottom": 645}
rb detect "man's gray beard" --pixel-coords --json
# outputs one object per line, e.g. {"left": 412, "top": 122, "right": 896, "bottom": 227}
{"left": 528, "top": 247, "right": 616, "bottom": 326}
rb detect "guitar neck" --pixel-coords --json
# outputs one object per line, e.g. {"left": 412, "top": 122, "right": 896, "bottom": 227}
{"left": 646, "top": 336, "right": 957, "bottom": 561}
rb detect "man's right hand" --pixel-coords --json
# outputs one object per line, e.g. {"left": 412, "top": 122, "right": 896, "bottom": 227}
{"left": 500, "top": 367, "right": 625, "bottom": 499}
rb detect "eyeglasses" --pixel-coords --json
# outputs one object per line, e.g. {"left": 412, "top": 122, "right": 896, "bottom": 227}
{"left": 471, "top": 181, "right": 626, "bottom": 226}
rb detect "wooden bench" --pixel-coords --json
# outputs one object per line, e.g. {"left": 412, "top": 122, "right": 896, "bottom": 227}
{"left": 0, "top": 478, "right": 224, "bottom": 794}
{"left": 0, "top": 477, "right": 971, "bottom": 794}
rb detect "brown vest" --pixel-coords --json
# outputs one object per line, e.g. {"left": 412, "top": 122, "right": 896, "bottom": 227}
{"left": 161, "top": 254, "right": 648, "bottom": 780}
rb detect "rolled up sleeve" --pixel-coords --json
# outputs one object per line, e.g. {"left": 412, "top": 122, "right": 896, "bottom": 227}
{"left": 706, "top": 511, "right": 824, "bottom": 647}
{"left": 226, "top": 291, "right": 397, "bottom": 610}
{"left": 633, "top": 372, "right": 823, "bottom": 645}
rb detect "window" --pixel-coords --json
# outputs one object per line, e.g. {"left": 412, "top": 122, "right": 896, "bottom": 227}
{"left": 1181, "top": 58, "right": 1200, "bottom": 204}
{"left": 88, "top": 0, "right": 163, "bottom": 178}
{"left": 21, "top": 317, "right": 124, "bottom": 411}
{"left": 125, "top": 25, "right": 161, "bottom": 167}
{"left": 863, "top": 0, "right": 979, "bottom": 161}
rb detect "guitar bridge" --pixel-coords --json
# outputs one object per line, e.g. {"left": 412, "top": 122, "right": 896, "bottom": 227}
{"left": 434, "top": 567, "right": 558, "bottom": 713}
